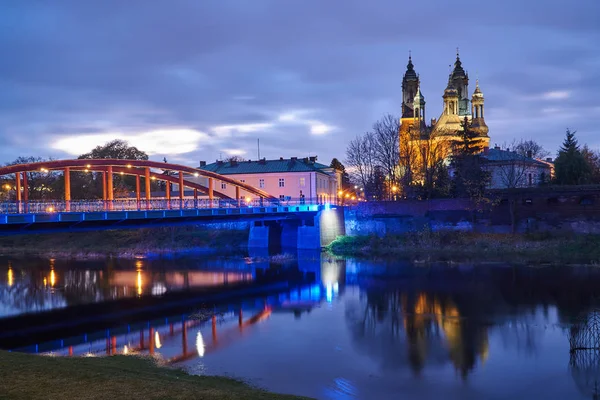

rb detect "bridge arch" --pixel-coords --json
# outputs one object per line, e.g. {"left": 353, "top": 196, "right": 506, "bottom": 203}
{"left": 0, "top": 159, "right": 276, "bottom": 211}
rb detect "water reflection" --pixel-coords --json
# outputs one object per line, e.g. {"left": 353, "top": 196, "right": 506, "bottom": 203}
{"left": 6, "top": 255, "right": 600, "bottom": 399}
{"left": 346, "top": 290, "right": 490, "bottom": 379}
{"left": 0, "top": 257, "right": 255, "bottom": 318}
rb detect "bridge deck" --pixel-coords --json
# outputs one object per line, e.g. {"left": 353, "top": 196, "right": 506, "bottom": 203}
{"left": 0, "top": 203, "right": 324, "bottom": 234}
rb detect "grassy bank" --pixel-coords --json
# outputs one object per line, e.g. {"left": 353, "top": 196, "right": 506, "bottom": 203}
{"left": 0, "top": 227, "right": 249, "bottom": 259}
{"left": 327, "top": 231, "right": 600, "bottom": 265}
{"left": 0, "top": 351, "right": 309, "bottom": 400}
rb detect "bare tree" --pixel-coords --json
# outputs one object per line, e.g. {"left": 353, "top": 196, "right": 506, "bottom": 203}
{"left": 582, "top": 145, "right": 600, "bottom": 184}
{"left": 345, "top": 133, "right": 377, "bottom": 196}
{"left": 508, "top": 139, "right": 550, "bottom": 160}
{"left": 490, "top": 151, "right": 529, "bottom": 189}
{"left": 372, "top": 114, "right": 400, "bottom": 187}
{"left": 419, "top": 131, "right": 450, "bottom": 195}
{"left": 225, "top": 155, "right": 246, "bottom": 163}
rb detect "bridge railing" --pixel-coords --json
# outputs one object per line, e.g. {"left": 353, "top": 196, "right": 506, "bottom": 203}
{"left": 0, "top": 197, "right": 336, "bottom": 214}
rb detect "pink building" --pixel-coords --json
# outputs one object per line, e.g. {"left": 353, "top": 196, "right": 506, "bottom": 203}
{"left": 195, "top": 156, "right": 342, "bottom": 204}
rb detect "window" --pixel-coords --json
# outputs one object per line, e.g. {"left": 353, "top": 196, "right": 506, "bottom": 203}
{"left": 240, "top": 179, "right": 245, "bottom": 183}
{"left": 279, "top": 178, "right": 285, "bottom": 188}
{"left": 279, "top": 195, "right": 285, "bottom": 200}
{"left": 221, "top": 182, "right": 226, "bottom": 190}
{"left": 259, "top": 179, "right": 265, "bottom": 188}
{"left": 299, "top": 177, "right": 306, "bottom": 187}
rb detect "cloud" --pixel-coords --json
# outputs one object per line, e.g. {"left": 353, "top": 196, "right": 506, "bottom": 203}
{"left": 211, "top": 123, "right": 275, "bottom": 137}
{"left": 541, "top": 91, "right": 570, "bottom": 100}
{"left": 0, "top": 0, "right": 599, "bottom": 166}
{"left": 309, "top": 122, "right": 335, "bottom": 135}
{"left": 51, "top": 129, "right": 208, "bottom": 156}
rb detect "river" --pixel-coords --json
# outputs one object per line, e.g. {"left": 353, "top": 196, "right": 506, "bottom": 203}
{"left": 1, "top": 253, "right": 600, "bottom": 400}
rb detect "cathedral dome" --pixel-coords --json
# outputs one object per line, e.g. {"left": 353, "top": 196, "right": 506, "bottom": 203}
{"left": 472, "top": 80, "right": 484, "bottom": 100}
{"left": 451, "top": 52, "right": 467, "bottom": 79}
{"left": 413, "top": 86, "right": 425, "bottom": 106}
{"left": 404, "top": 56, "right": 418, "bottom": 81}
{"left": 443, "top": 83, "right": 458, "bottom": 98}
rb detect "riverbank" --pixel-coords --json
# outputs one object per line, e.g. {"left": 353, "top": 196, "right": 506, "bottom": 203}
{"left": 0, "top": 227, "right": 249, "bottom": 259}
{"left": 327, "top": 232, "right": 600, "bottom": 265}
{"left": 0, "top": 351, "right": 308, "bottom": 400}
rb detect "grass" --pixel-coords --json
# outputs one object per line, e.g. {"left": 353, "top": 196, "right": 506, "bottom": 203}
{"left": 326, "top": 231, "right": 600, "bottom": 265}
{"left": 0, "top": 227, "right": 249, "bottom": 259}
{"left": 0, "top": 351, "right": 311, "bottom": 400}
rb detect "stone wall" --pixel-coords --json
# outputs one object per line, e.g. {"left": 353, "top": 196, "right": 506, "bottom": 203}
{"left": 346, "top": 188, "right": 600, "bottom": 235}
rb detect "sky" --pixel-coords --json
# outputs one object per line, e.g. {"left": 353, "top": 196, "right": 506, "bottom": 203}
{"left": 1, "top": 0, "right": 599, "bottom": 167}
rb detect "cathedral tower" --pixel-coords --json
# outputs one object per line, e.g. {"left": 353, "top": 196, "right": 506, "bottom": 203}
{"left": 402, "top": 54, "right": 419, "bottom": 118}
{"left": 443, "top": 76, "right": 459, "bottom": 116}
{"left": 413, "top": 83, "right": 426, "bottom": 125}
{"left": 450, "top": 50, "right": 470, "bottom": 116}
{"left": 470, "top": 80, "right": 489, "bottom": 138}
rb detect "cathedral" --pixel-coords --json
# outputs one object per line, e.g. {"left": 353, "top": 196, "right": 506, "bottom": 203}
{"left": 399, "top": 51, "right": 490, "bottom": 180}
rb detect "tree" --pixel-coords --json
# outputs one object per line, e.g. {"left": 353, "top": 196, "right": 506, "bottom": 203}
{"left": 330, "top": 158, "right": 351, "bottom": 190}
{"left": 450, "top": 118, "right": 490, "bottom": 198}
{"left": 372, "top": 114, "right": 400, "bottom": 193}
{"left": 581, "top": 145, "right": 600, "bottom": 184}
{"left": 345, "top": 133, "right": 377, "bottom": 198}
{"left": 4, "top": 156, "right": 59, "bottom": 200}
{"left": 73, "top": 140, "right": 152, "bottom": 199}
{"left": 493, "top": 151, "right": 530, "bottom": 189}
{"left": 79, "top": 139, "right": 149, "bottom": 160}
{"left": 224, "top": 155, "right": 245, "bottom": 163}
{"left": 553, "top": 129, "right": 591, "bottom": 185}
{"left": 452, "top": 117, "right": 488, "bottom": 156}
{"left": 510, "top": 139, "right": 550, "bottom": 160}
{"left": 415, "top": 130, "right": 451, "bottom": 199}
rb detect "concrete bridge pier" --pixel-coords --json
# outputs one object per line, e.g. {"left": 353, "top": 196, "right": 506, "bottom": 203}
{"left": 247, "top": 207, "right": 345, "bottom": 251}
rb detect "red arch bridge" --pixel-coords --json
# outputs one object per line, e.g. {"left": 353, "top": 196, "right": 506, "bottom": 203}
{"left": 0, "top": 159, "right": 345, "bottom": 248}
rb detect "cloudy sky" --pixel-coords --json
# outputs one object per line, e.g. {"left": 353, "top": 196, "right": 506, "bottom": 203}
{"left": 1, "top": 0, "right": 599, "bottom": 166}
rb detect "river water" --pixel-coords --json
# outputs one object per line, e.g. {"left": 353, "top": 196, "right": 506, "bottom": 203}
{"left": 1, "top": 254, "right": 600, "bottom": 400}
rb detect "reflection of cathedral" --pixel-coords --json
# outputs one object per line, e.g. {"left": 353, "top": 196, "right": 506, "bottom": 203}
{"left": 347, "top": 289, "right": 489, "bottom": 378}
{"left": 399, "top": 51, "right": 491, "bottom": 180}
{"left": 401, "top": 292, "right": 489, "bottom": 378}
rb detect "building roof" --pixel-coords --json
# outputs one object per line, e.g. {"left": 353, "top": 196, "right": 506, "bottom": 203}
{"left": 198, "top": 157, "right": 334, "bottom": 175}
{"left": 482, "top": 148, "right": 550, "bottom": 167}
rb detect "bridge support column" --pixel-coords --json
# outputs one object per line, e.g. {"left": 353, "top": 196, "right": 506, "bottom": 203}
{"left": 236, "top": 186, "right": 240, "bottom": 207}
{"left": 248, "top": 224, "right": 269, "bottom": 248}
{"left": 107, "top": 166, "right": 114, "bottom": 210}
{"left": 64, "top": 167, "right": 71, "bottom": 212}
{"left": 297, "top": 207, "right": 346, "bottom": 249}
{"left": 179, "top": 171, "right": 184, "bottom": 209}
{"left": 102, "top": 171, "right": 107, "bottom": 210}
{"left": 208, "top": 178, "right": 214, "bottom": 207}
{"left": 165, "top": 178, "right": 171, "bottom": 209}
{"left": 281, "top": 221, "right": 300, "bottom": 249}
{"left": 135, "top": 174, "right": 141, "bottom": 210}
{"left": 194, "top": 188, "right": 198, "bottom": 208}
{"left": 15, "top": 173, "right": 21, "bottom": 213}
{"left": 144, "top": 167, "right": 151, "bottom": 210}
{"left": 248, "top": 221, "right": 282, "bottom": 252}
{"left": 22, "top": 172, "right": 28, "bottom": 213}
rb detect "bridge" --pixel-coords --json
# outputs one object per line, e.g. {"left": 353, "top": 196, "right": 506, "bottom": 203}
{"left": 0, "top": 159, "right": 346, "bottom": 249}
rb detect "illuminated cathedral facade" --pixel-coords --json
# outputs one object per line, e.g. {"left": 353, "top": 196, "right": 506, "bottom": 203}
{"left": 399, "top": 51, "right": 490, "bottom": 182}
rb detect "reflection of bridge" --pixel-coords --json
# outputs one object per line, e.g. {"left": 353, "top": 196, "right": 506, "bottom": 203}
{"left": 0, "top": 159, "right": 345, "bottom": 248}
{"left": 14, "top": 280, "right": 334, "bottom": 360}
